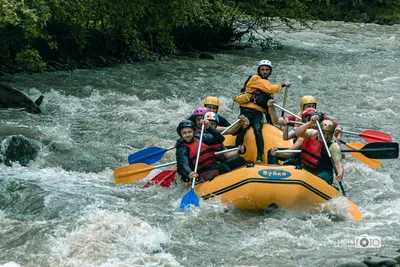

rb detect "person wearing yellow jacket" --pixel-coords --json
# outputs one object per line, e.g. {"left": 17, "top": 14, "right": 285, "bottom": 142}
{"left": 235, "top": 60, "right": 292, "bottom": 163}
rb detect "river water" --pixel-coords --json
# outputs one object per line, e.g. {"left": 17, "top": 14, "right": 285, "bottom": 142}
{"left": 0, "top": 21, "right": 399, "bottom": 267}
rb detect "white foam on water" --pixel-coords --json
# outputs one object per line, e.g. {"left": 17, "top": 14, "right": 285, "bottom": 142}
{"left": 0, "top": 263, "right": 22, "bottom": 267}
{"left": 47, "top": 208, "right": 181, "bottom": 267}
{"left": 316, "top": 196, "right": 354, "bottom": 221}
{"left": 382, "top": 76, "right": 400, "bottom": 82}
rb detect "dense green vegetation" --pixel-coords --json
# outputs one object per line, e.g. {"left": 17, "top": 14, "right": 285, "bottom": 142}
{"left": 1, "top": 0, "right": 399, "bottom": 73}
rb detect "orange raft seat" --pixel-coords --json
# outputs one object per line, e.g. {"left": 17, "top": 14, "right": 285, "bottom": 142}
{"left": 193, "top": 124, "right": 363, "bottom": 220}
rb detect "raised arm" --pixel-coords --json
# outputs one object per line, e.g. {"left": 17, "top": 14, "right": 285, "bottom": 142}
{"left": 295, "top": 115, "right": 319, "bottom": 139}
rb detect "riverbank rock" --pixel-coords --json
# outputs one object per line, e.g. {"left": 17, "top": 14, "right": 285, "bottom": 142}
{"left": 0, "top": 135, "right": 40, "bottom": 166}
{"left": 0, "top": 84, "right": 43, "bottom": 114}
{"left": 338, "top": 250, "right": 400, "bottom": 267}
{"left": 363, "top": 256, "right": 398, "bottom": 267}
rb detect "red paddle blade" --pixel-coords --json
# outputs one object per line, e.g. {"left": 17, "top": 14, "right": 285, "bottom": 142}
{"left": 360, "top": 130, "right": 392, "bottom": 143}
{"left": 144, "top": 170, "right": 176, "bottom": 188}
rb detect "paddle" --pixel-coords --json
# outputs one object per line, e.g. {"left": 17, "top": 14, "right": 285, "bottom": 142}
{"left": 127, "top": 118, "right": 240, "bottom": 165}
{"left": 215, "top": 147, "right": 240, "bottom": 155}
{"left": 144, "top": 170, "right": 176, "bottom": 188}
{"left": 276, "top": 142, "right": 398, "bottom": 159}
{"left": 315, "top": 122, "right": 346, "bottom": 196}
{"left": 128, "top": 146, "right": 175, "bottom": 165}
{"left": 279, "top": 104, "right": 392, "bottom": 143}
{"left": 339, "top": 140, "right": 382, "bottom": 169}
{"left": 290, "top": 119, "right": 392, "bottom": 144}
{"left": 114, "top": 161, "right": 177, "bottom": 184}
{"left": 119, "top": 147, "right": 240, "bottom": 187}
{"left": 281, "top": 86, "right": 289, "bottom": 117}
{"left": 341, "top": 142, "right": 398, "bottom": 159}
{"left": 221, "top": 118, "right": 241, "bottom": 135}
{"left": 142, "top": 147, "right": 239, "bottom": 188}
{"left": 342, "top": 129, "right": 392, "bottom": 143}
{"left": 180, "top": 124, "right": 204, "bottom": 210}
{"left": 274, "top": 103, "right": 301, "bottom": 119}
{"left": 286, "top": 119, "right": 390, "bottom": 168}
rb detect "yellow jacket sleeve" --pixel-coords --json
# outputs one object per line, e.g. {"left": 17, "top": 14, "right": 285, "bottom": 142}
{"left": 239, "top": 75, "right": 283, "bottom": 112}
{"left": 245, "top": 75, "right": 283, "bottom": 96}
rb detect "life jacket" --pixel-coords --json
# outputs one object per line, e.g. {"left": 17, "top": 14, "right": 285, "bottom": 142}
{"left": 300, "top": 134, "right": 333, "bottom": 171}
{"left": 242, "top": 75, "right": 274, "bottom": 109}
{"left": 182, "top": 138, "right": 222, "bottom": 171}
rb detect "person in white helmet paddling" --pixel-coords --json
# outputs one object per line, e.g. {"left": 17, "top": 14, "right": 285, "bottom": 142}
{"left": 235, "top": 59, "right": 292, "bottom": 163}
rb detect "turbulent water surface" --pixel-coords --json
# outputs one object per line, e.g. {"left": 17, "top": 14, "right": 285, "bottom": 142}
{"left": 1, "top": 21, "right": 399, "bottom": 267}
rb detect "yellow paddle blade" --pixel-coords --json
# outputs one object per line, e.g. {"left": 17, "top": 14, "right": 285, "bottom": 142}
{"left": 345, "top": 142, "right": 382, "bottom": 169}
{"left": 113, "top": 163, "right": 154, "bottom": 184}
{"left": 346, "top": 199, "right": 363, "bottom": 221}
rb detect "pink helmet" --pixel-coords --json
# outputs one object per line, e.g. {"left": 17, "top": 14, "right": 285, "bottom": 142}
{"left": 193, "top": 107, "right": 208, "bottom": 116}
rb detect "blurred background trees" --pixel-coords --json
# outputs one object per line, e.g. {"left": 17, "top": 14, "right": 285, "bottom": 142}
{"left": 1, "top": 0, "right": 399, "bottom": 72}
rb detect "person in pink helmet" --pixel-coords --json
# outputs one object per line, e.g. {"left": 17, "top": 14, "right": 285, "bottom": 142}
{"left": 188, "top": 105, "right": 248, "bottom": 135}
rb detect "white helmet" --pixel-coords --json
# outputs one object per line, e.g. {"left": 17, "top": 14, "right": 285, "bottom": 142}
{"left": 258, "top": 60, "right": 273, "bottom": 69}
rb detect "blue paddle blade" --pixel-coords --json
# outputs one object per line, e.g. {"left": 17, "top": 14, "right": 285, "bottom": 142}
{"left": 180, "top": 188, "right": 200, "bottom": 210}
{"left": 128, "top": 146, "right": 166, "bottom": 165}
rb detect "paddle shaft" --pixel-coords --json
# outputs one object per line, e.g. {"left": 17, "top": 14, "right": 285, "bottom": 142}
{"left": 276, "top": 150, "right": 301, "bottom": 153}
{"left": 341, "top": 148, "right": 398, "bottom": 153}
{"left": 191, "top": 124, "right": 205, "bottom": 188}
{"left": 277, "top": 147, "right": 397, "bottom": 155}
{"left": 214, "top": 147, "right": 240, "bottom": 155}
{"left": 316, "top": 122, "right": 346, "bottom": 196}
{"left": 274, "top": 103, "right": 301, "bottom": 120}
{"left": 126, "top": 146, "right": 240, "bottom": 181}
{"left": 221, "top": 118, "right": 241, "bottom": 135}
{"left": 281, "top": 87, "right": 289, "bottom": 117}
{"left": 116, "top": 161, "right": 177, "bottom": 179}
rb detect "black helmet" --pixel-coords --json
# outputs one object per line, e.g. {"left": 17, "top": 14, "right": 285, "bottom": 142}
{"left": 176, "top": 120, "right": 196, "bottom": 135}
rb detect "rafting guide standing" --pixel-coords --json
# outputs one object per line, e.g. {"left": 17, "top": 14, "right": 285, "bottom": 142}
{"left": 234, "top": 60, "right": 292, "bottom": 163}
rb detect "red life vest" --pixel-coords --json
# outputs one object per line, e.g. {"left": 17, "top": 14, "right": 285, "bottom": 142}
{"left": 182, "top": 138, "right": 222, "bottom": 171}
{"left": 300, "top": 133, "right": 333, "bottom": 171}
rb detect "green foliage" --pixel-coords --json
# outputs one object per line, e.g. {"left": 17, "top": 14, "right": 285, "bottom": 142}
{"left": 15, "top": 47, "right": 46, "bottom": 72}
{"left": 1, "top": 0, "right": 399, "bottom": 73}
{"left": 308, "top": 0, "right": 400, "bottom": 22}
{"left": 0, "top": 0, "right": 50, "bottom": 38}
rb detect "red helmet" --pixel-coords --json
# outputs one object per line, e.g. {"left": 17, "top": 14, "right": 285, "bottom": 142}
{"left": 301, "top": 107, "right": 316, "bottom": 118}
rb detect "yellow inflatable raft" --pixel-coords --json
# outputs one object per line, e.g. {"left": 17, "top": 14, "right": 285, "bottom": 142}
{"left": 194, "top": 124, "right": 363, "bottom": 220}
